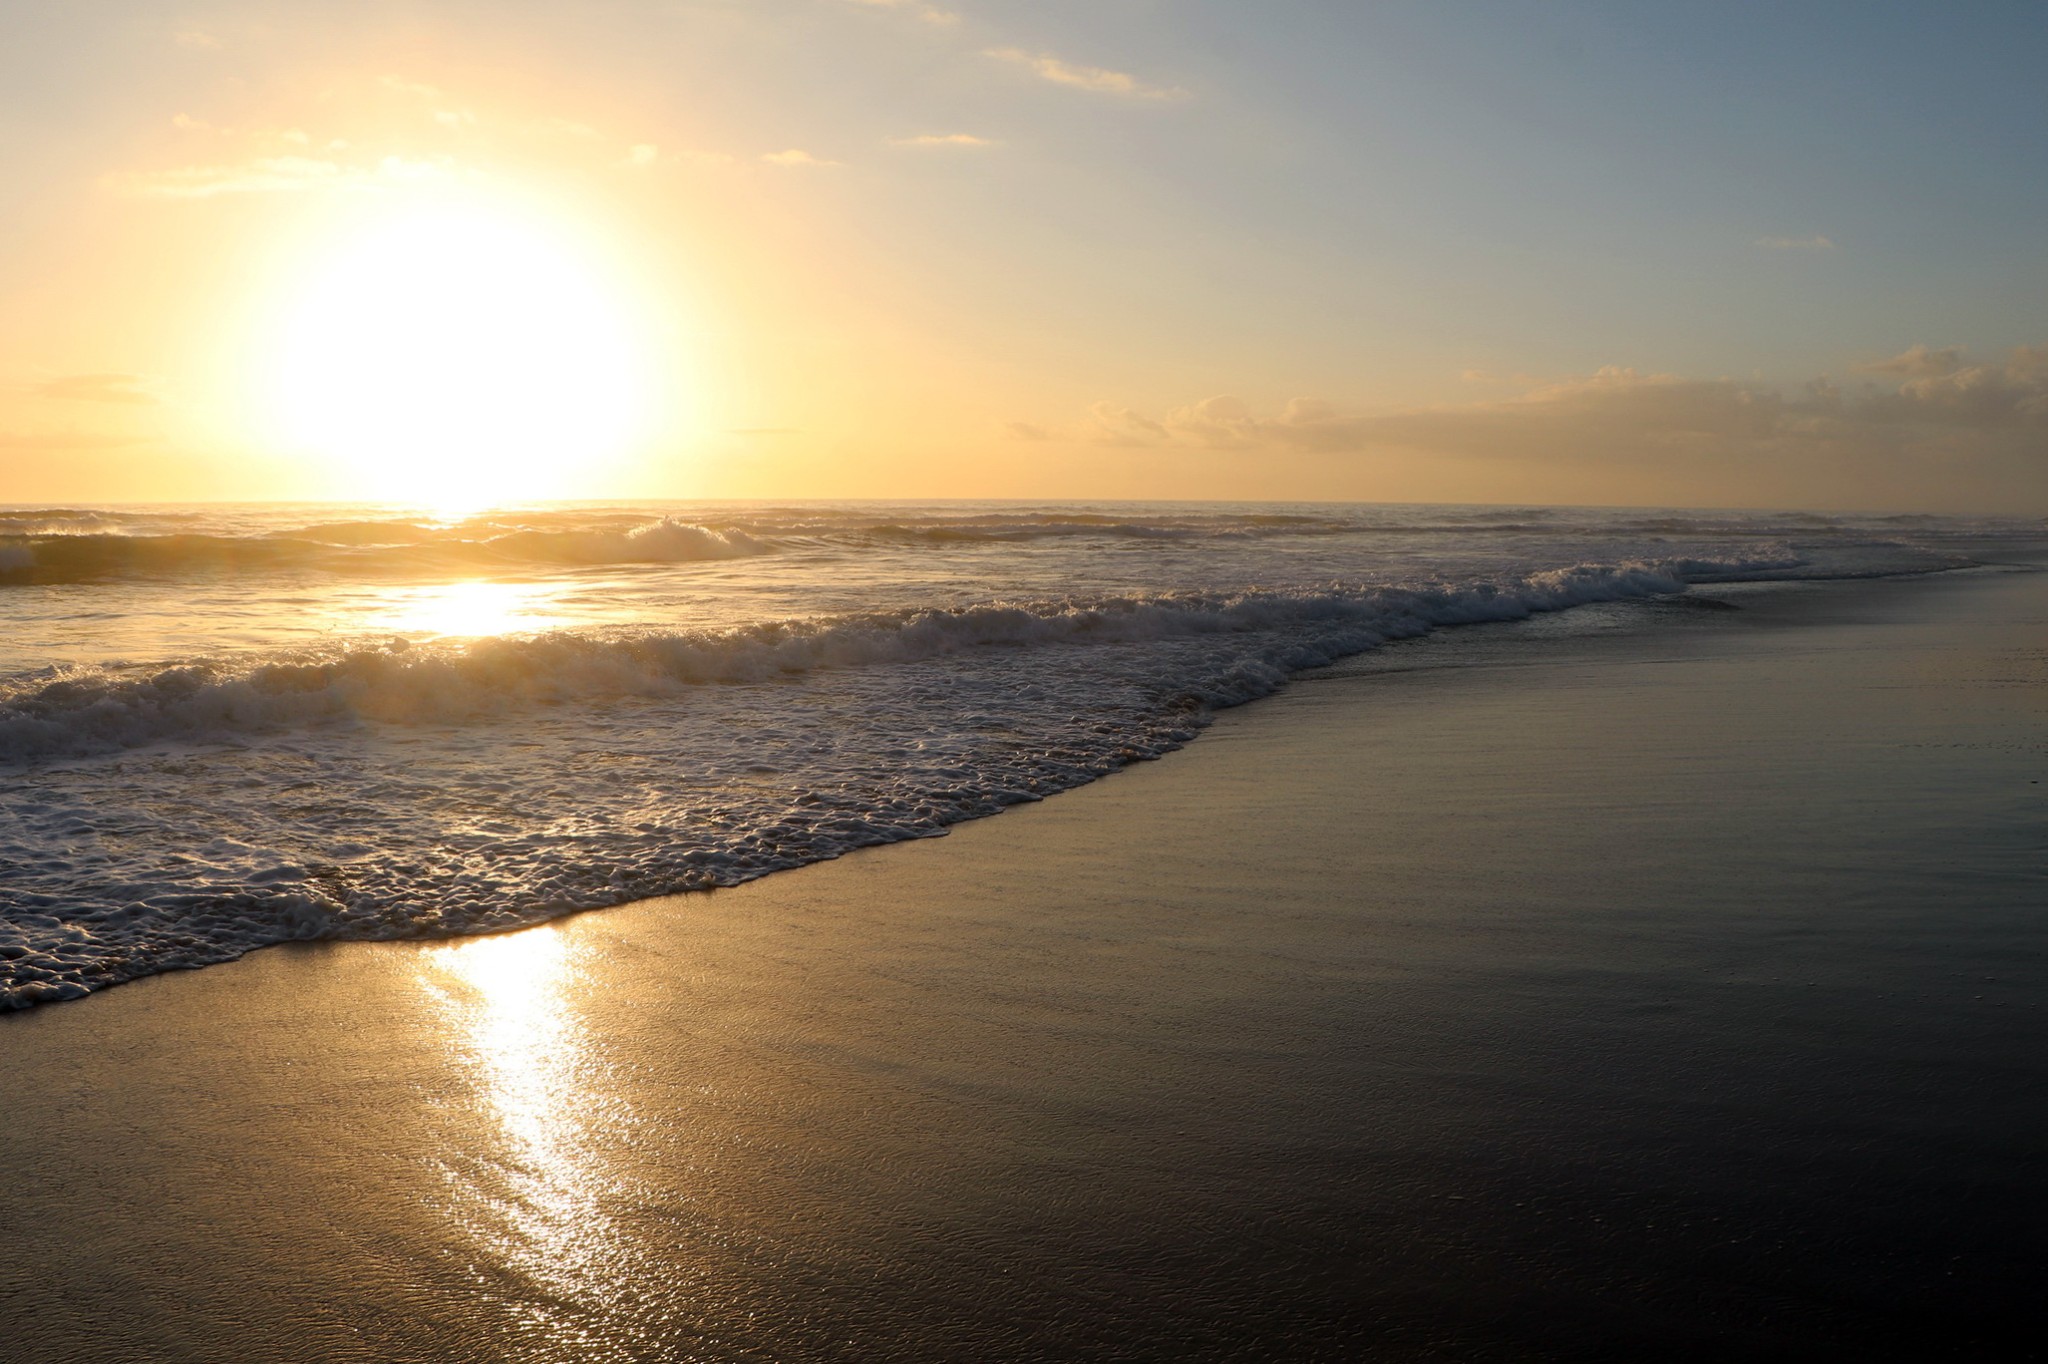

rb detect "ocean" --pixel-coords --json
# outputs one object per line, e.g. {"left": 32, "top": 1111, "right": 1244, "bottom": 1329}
{"left": 1, "top": 500, "right": 2038, "bottom": 1007}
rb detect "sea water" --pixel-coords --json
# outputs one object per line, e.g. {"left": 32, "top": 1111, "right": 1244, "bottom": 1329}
{"left": 0, "top": 500, "right": 2035, "bottom": 1005}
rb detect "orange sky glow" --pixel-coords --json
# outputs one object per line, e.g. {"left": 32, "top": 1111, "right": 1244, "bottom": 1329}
{"left": 3, "top": 4, "right": 2044, "bottom": 511}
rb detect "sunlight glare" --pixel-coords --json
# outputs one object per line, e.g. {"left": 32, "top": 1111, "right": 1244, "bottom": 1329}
{"left": 376, "top": 580, "right": 555, "bottom": 640}
{"left": 426, "top": 929, "right": 645, "bottom": 1337}
{"left": 263, "top": 194, "right": 658, "bottom": 509}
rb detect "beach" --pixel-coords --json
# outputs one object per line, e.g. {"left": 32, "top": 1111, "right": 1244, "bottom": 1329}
{"left": 9, "top": 1, "right": 2048, "bottom": 1357}
{"left": 3, "top": 563, "right": 2042, "bottom": 1362}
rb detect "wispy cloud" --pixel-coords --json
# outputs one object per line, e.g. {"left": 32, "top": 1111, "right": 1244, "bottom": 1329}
{"left": 378, "top": 75, "right": 450, "bottom": 102}
{"left": 379, "top": 75, "right": 476, "bottom": 131}
{"left": 32, "top": 373, "right": 158, "bottom": 406}
{"left": 106, "top": 154, "right": 448, "bottom": 198}
{"left": 984, "top": 48, "right": 1186, "bottom": 100}
{"left": 762, "top": 148, "right": 839, "bottom": 167}
{"left": 889, "top": 133, "right": 998, "bottom": 149}
{"left": 1859, "top": 344, "right": 1962, "bottom": 378}
{"left": 843, "top": 0, "right": 959, "bottom": 25}
{"left": 1755, "top": 234, "right": 1837, "bottom": 250}
{"left": 530, "top": 116, "right": 601, "bottom": 141}
{"left": 1087, "top": 401, "right": 1171, "bottom": 445}
{"left": 107, "top": 155, "right": 351, "bottom": 197}
{"left": 1056, "top": 347, "right": 2048, "bottom": 479}
{"left": 119, "top": 77, "right": 693, "bottom": 192}
{"left": 172, "top": 29, "right": 220, "bottom": 50}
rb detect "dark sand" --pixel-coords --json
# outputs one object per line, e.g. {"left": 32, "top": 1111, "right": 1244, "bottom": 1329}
{"left": 2, "top": 567, "right": 2044, "bottom": 1362}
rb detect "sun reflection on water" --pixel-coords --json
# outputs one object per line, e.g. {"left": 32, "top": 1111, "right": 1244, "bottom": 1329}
{"left": 379, "top": 580, "right": 558, "bottom": 640}
{"left": 425, "top": 928, "right": 649, "bottom": 1355}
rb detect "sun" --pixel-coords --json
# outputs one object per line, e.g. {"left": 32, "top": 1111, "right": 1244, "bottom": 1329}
{"left": 260, "top": 192, "right": 658, "bottom": 508}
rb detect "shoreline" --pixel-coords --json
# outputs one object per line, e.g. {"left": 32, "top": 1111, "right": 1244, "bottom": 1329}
{"left": 3, "top": 564, "right": 2044, "bottom": 1361}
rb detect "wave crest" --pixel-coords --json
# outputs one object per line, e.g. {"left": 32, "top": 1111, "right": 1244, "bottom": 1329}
{"left": 0, "top": 517, "right": 766, "bottom": 584}
{"left": 0, "top": 554, "right": 1797, "bottom": 764}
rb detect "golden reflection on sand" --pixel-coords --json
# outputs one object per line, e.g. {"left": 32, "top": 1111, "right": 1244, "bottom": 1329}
{"left": 424, "top": 928, "right": 646, "bottom": 1353}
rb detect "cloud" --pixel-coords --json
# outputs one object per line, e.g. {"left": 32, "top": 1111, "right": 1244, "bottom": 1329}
{"left": 603, "top": 137, "right": 734, "bottom": 172}
{"left": 1003, "top": 421, "right": 1054, "bottom": 441}
{"left": 1756, "top": 234, "right": 1837, "bottom": 250}
{"left": 1860, "top": 344, "right": 1963, "bottom": 378}
{"left": 1059, "top": 348, "right": 2048, "bottom": 479}
{"left": 1087, "top": 401, "right": 1171, "bottom": 445}
{"left": 132, "top": 78, "right": 685, "bottom": 190}
{"left": 890, "top": 133, "right": 998, "bottom": 149}
{"left": 1864, "top": 352, "right": 2048, "bottom": 429}
{"left": 2007, "top": 344, "right": 2048, "bottom": 381}
{"left": 843, "top": 0, "right": 959, "bottom": 24}
{"left": 173, "top": 29, "right": 220, "bottom": 50}
{"left": 32, "top": 374, "right": 158, "bottom": 406}
{"left": 762, "top": 148, "right": 838, "bottom": 167}
{"left": 378, "top": 75, "right": 450, "bottom": 102}
{"left": 107, "top": 155, "right": 352, "bottom": 197}
{"left": 1161, "top": 394, "right": 1263, "bottom": 448}
{"left": 984, "top": 48, "right": 1186, "bottom": 100}
{"left": 378, "top": 75, "right": 476, "bottom": 131}
{"left": 168, "top": 113, "right": 337, "bottom": 152}
{"left": 531, "top": 116, "right": 602, "bottom": 141}
{"left": 106, "top": 154, "right": 448, "bottom": 198}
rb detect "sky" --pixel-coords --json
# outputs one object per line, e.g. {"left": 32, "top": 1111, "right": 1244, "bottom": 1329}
{"left": 2, "top": 0, "right": 2045, "bottom": 510}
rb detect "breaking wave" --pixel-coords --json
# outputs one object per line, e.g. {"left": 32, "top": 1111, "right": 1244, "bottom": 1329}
{"left": 0, "top": 517, "right": 768, "bottom": 584}
{"left": 0, "top": 556, "right": 1793, "bottom": 766}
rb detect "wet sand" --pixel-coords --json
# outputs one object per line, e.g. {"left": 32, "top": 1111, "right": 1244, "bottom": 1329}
{"left": 2, "top": 567, "right": 2044, "bottom": 1362}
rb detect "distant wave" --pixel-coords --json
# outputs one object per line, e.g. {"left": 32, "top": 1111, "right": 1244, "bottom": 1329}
{"left": 0, "top": 508, "right": 126, "bottom": 535}
{"left": 0, "top": 517, "right": 768, "bottom": 585}
{"left": 0, "top": 502, "right": 2014, "bottom": 589}
{"left": 0, "top": 553, "right": 1798, "bottom": 765}
{"left": 856, "top": 520, "right": 1275, "bottom": 543}
{"left": 1, "top": 509, "right": 1367, "bottom": 584}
